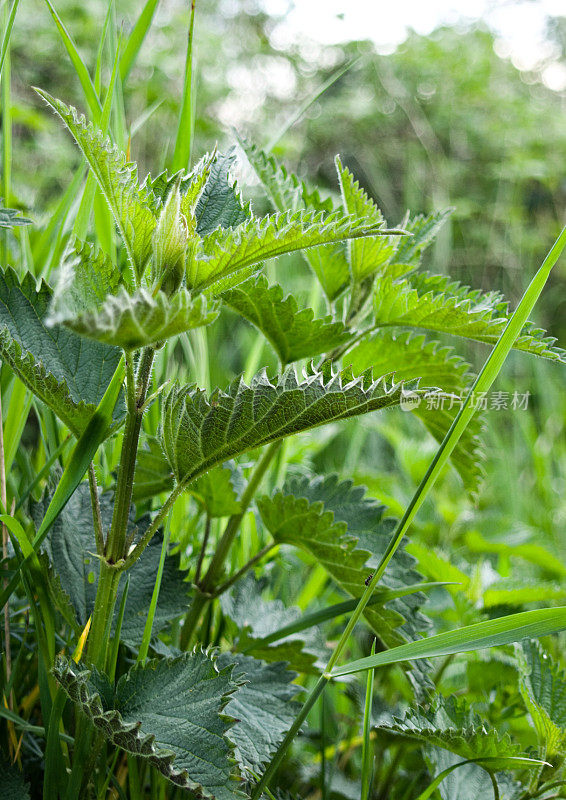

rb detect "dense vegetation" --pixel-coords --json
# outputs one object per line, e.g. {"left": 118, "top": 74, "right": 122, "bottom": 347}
{"left": 1, "top": 2, "right": 565, "bottom": 799}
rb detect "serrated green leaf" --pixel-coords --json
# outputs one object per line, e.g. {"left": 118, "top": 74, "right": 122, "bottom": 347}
{"left": 517, "top": 639, "right": 566, "bottom": 756}
{"left": 335, "top": 155, "right": 395, "bottom": 283}
{"left": 377, "top": 694, "right": 521, "bottom": 763}
{"left": 258, "top": 475, "right": 433, "bottom": 692}
{"left": 195, "top": 149, "right": 251, "bottom": 236}
{"left": 189, "top": 462, "right": 243, "bottom": 517}
{"left": 0, "top": 756, "right": 31, "bottom": 799}
{"left": 217, "top": 652, "right": 300, "bottom": 773}
{"left": 53, "top": 652, "right": 241, "bottom": 797}
{"left": 161, "top": 365, "right": 427, "bottom": 487}
{"left": 221, "top": 575, "right": 321, "bottom": 673}
{"left": 347, "top": 330, "right": 484, "bottom": 491}
{"left": 373, "top": 273, "right": 566, "bottom": 362}
{"left": 37, "top": 90, "right": 157, "bottom": 282}
{"left": 189, "top": 209, "right": 396, "bottom": 295}
{"left": 222, "top": 275, "right": 352, "bottom": 364}
{"left": 0, "top": 206, "right": 32, "bottom": 228}
{"left": 391, "top": 210, "right": 452, "bottom": 271}
{"left": 60, "top": 286, "right": 218, "bottom": 350}
{"left": 35, "top": 482, "right": 191, "bottom": 645}
{"left": 241, "top": 140, "right": 351, "bottom": 299}
{"left": 0, "top": 267, "right": 122, "bottom": 435}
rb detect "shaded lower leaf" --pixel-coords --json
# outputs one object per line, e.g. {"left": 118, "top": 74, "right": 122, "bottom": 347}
{"left": 258, "top": 475, "right": 434, "bottom": 693}
{"left": 221, "top": 576, "right": 321, "bottom": 673}
{"left": 53, "top": 653, "right": 241, "bottom": 798}
{"left": 0, "top": 267, "right": 122, "bottom": 435}
{"left": 217, "top": 652, "right": 300, "bottom": 773}
{"left": 376, "top": 694, "right": 521, "bottom": 763}
{"left": 0, "top": 755, "right": 31, "bottom": 799}
{"left": 35, "top": 482, "right": 191, "bottom": 645}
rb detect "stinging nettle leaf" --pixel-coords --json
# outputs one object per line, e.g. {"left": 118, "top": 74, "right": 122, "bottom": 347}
{"left": 0, "top": 266, "right": 122, "bottom": 436}
{"left": 241, "top": 140, "right": 351, "bottom": 300}
{"left": 195, "top": 149, "right": 251, "bottom": 236}
{"left": 222, "top": 274, "right": 352, "bottom": 365}
{"left": 373, "top": 273, "right": 566, "bottom": 362}
{"left": 221, "top": 575, "right": 322, "bottom": 673}
{"left": 35, "top": 482, "right": 191, "bottom": 644}
{"left": 189, "top": 208, "right": 399, "bottom": 295}
{"left": 258, "top": 474, "right": 434, "bottom": 693}
{"left": 376, "top": 694, "right": 521, "bottom": 765}
{"left": 161, "top": 364, "right": 430, "bottom": 487}
{"left": 347, "top": 330, "right": 484, "bottom": 492}
{"left": 0, "top": 756, "right": 31, "bottom": 800}
{"left": 53, "top": 652, "right": 241, "bottom": 798}
{"left": 217, "top": 652, "right": 301, "bottom": 774}
{"left": 37, "top": 90, "right": 157, "bottom": 282}
{"left": 516, "top": 639, "right": 566, "bottom": 757}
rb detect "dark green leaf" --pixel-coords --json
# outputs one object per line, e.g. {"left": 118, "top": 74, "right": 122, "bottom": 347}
{"left": 0, "top": 267, "right": 122, "bottom": 436}
{"left": 517, "top": 639, "right": 566, "bottom": 756}
{"left": 258, "top": 475, "right": 433, "bottom": 692}
{"left": 217, "top": 652, "right": 300, "bottom": 773}
{"left": 53, "top": 653, "right": 240, "bottom": 797}
{"left": 0, "top": 756, "right": 31, "bottom": 799}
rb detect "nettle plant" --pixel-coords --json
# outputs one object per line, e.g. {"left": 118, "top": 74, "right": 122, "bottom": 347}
{"left": 1, "top": 90, "right": 566, "bottom": 800}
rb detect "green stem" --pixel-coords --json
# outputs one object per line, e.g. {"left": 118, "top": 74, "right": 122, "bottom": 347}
{"left": 213, "top": 542, "right": 276, "bottom": 599}
{"left": 86, "top": 561, "right": 121, "bottom": 670}
{"left": 180, "top": 441, "right": 281, "bottom": 649}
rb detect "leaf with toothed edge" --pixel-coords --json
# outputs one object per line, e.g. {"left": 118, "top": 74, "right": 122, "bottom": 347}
{"left": 0, "top": 267, "right": 123, "bottom": 436}
{"left": 53, "top": 652, "right": 243, "bottom": 798}
{"left": 257, "top": 475, "right": 434, "bottom": 695}
{"left": 516, "top": 639, "right": 566, "bottom": 757}
{"left": 373, "top": 272, "right": 566, "bottom": 362}
{"left": 222, "top": 274, "right": 352, "bottom": 364}
{"left": 375, "top": 694, "right": 522, "bottom": 765}
{"left": 221, "top": 576, "right": 322, "bottom": 674}
{"left": 0, "top": 206, "right": 32, "bottom": 228}
{"left": 160, "top": 364, "right": 434, "bottom": 488}
{"left": 217, "top": 652, "right": 301, "bottom": 774}
{"left": 192, "top": 208, "right": 401, "bottom": 296}
{"left": 54, "top": 285, "right": 219, "bottom": 350}
{"left": 347, "top": 330, "right": 484, "bottom": 492}
{"left": 36, "top": 90, "right": 157, "bottom": 283}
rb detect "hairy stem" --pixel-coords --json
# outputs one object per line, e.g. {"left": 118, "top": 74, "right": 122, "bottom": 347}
{"left": 179, "top": 440, "right": 281, "bottom": 649}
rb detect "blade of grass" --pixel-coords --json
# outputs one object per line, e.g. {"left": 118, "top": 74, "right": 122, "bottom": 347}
{"left": 1, "top": 2, "right": 12, "bottom": 265}
{"left": 251, "top": 227, "right": 566, "bottom": 799}
{"left": 266, "top": 56, "right": 360, "bottom": 152}
{"left": 137, "top": 518, "right": 171, "bottom": 663}
{"left": 0, "top": 358, "right": 125, "bottom": 608}
{"left": 120, "top": 0, "right": 160, "bottom": 84}
{"left": 43, "top": 0, "right": 102, "bottom": 118}
{"left": 361, "top": 639, "right": 376, "bottom": 800}
{"left": 171, "top": 0, "right": 196, "bottom": 171}
{"left": 0, "top": 0, "right": 19, "bottom": 80}
{"left": 108, "top": 574, "right": 129, "bottom": 683}
{"left": 331, "top": 606, "right": 566, "bottom": 676}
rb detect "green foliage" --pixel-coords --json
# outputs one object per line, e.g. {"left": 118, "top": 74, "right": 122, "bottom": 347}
{"left": 217, "top": 652, "right": 300, "bottom": 773}
{"left": 222, "top": 275, "right": 351, "bottom": 364}
{"left": 0, "top": 266, "right": 122, "bottom": 435}
{"left": 517, "top": 639, "right": 566, "bottom": 757}
{"left": 35, "top": 482, "right": 191, "bottom": 644}
{"left": 0, "top": 205, "right": 32, "bottom": 227}
{"left": 257, "top": 475, "right": 433, "bottom": 690}
{"left": 161, "top": 366, "right": 424, "bottom": 487}
{"left": 376, "top": 694, "right": 521, "bottom": 763}
{"left": 0, "top": 757, "right": 31, "bottom": 800}
{"left": 53, "top": 652, "right": 240, "bottom": 797}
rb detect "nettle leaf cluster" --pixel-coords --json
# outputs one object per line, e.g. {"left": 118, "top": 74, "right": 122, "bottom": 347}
{"left": 1, "top": 92, "right": 565, "bottom": 799}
